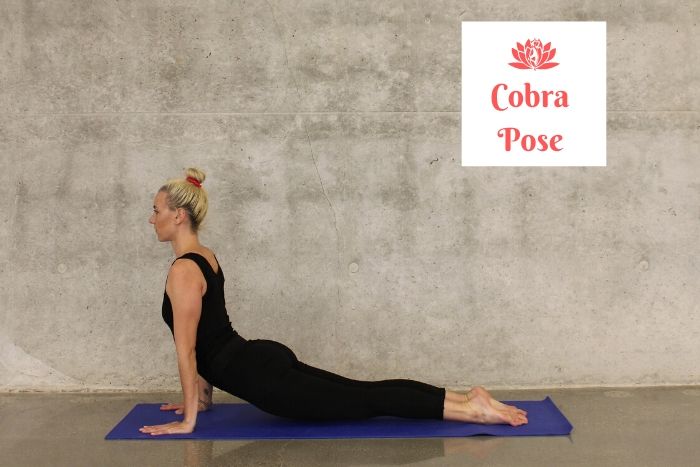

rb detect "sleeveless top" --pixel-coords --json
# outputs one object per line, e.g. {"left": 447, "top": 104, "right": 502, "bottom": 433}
{"left": 161, "top": 252, "right": 246, "bottom": 382}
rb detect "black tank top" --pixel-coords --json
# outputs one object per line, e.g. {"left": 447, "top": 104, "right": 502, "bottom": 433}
{"left": 161, "top": 252, "right": 246, "bottom": 381}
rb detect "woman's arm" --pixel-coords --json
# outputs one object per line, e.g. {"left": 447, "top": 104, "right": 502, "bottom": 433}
{"left": 140, "top": 259, "right": 204, "bottom": 436}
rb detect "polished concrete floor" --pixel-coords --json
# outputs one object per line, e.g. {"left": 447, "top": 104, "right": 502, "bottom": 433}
{"left": 1, "top": 386, "right": 699, "bottom": 466}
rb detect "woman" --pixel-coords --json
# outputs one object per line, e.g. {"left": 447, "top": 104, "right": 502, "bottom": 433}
{"left": 140, "top": 168, "right": 528, "bottom": 436}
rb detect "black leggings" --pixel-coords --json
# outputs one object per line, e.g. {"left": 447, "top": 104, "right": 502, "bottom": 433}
{"left": 210, "top": 339, "right": 445, "bottom": 420}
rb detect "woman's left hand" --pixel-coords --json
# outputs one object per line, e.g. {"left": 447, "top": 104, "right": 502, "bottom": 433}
{"left": 139, "top": 420, "right": 195, "bottom": 436}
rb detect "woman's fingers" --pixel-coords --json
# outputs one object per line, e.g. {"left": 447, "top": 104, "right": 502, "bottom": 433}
{"left": 159, "top": 402, "right": 186, "bottom": 414}
{"left": 139, "top": 421, "right": 193, "bottom": 436}
{"left": 140, "top": 421, "right": 176, "bottom": 434}
{"left": 159, "top": 403, "right": 184, "bottom": 411}
{"left": 140, "top": 424, "right": 162, "bottom": 433}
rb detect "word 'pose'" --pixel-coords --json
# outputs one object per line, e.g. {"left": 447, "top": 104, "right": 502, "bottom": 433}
{"left": 497, "top": 128, "right": 562, "bottom": 152}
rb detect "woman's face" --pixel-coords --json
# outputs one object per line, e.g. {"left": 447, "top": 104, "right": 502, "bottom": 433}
{"left": 149, "top": 191, "right": 177, "bottom": 242}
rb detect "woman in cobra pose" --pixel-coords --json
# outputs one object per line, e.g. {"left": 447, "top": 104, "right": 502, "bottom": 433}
{"left": 140, "top": 168, "right": 528, "bottom": 436}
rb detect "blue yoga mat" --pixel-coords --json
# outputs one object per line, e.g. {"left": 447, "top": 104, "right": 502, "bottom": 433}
{"left": 105, "top": 397, "right": 572, "bottom": 440}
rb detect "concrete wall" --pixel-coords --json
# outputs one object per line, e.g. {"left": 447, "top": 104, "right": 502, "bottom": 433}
{"left": 1, "top": 0, "right": 697, "bottom": 391}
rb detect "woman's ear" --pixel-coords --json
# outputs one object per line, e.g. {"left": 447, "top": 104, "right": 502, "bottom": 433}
{"left": 174, "top": 207, "right": 189, "bottom": 225}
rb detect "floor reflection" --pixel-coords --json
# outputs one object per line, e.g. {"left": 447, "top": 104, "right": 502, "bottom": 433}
{"left": 180, "top": 436, "right": 506, "bottom": 466}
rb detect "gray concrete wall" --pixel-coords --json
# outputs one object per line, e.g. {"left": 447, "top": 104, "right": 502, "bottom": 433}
{"left": 0, "top": 0, "right": 697, "bottom": 391}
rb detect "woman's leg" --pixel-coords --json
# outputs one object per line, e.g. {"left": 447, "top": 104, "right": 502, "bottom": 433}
{"left": 292, "top": 358, "right": 527, "bottom": 425}
{"left": 274, "top": 363, "right": 446, "bottom": 420}
{"left": 224, "top": 340, "right": 527, "bottom": 425}
{"left": 294, "top": 360, "right": 444, "bottom": 396}
{"left": 234, "top": 340, "right": 445, "bottom": 420}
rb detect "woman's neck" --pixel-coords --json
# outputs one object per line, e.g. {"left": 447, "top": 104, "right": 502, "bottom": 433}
{"left": 171, "top": 230, "right": 201, "bottom": 257}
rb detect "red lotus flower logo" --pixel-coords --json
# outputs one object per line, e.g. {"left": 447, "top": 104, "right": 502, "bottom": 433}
{"left": 509, "top": 39, "right": 559, "bottom": 70}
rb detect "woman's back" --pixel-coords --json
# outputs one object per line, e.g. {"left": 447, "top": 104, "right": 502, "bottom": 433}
{"left": 161, "top": 251, "right": 245, "bottom": 382}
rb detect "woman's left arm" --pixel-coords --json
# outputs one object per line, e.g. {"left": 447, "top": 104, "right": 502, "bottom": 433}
{"left": 140, "top": 260, "right": 203, "bottom": 436}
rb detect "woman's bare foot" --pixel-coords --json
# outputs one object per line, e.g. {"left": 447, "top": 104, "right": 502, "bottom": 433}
{"left": 468, "top": 387, "right": 528, "bottom": 425}
{"left": 443, "top": 387, "right": 528, "bottom": 426}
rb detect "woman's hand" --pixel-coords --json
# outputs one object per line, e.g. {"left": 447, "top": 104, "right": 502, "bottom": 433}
{"left": 139, "top": 420, "right": 195, "bottom": 436}
{"left": 160, "top": 399, "right": 211, "bottom": 414}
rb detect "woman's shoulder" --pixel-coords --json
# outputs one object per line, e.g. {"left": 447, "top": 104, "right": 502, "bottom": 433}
{"left": 166, "top": 258, "right": 204, "bottom": 293}
{"left": 185, "top": 247, "right": 220, "bottom": 275}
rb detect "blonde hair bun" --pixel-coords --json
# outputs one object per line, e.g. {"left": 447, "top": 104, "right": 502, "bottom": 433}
{"left": 185, "top": 167, "right": 206, "bottom": 185}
